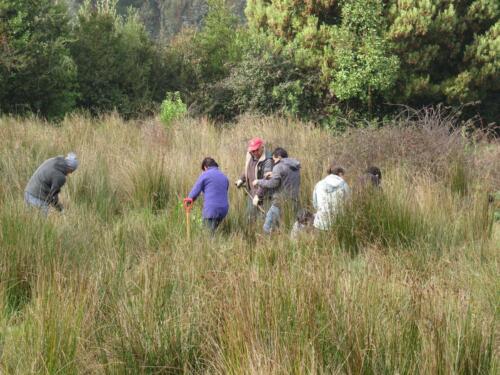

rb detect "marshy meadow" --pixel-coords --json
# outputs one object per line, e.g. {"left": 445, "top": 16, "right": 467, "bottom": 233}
{"left": 0, "top": 112, "right": 498, "bottom": 374}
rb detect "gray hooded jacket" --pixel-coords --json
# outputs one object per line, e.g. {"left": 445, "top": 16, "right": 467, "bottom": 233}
{"left": 25, "top": 156, "right": 68, "bottom": 209}
{"left": 256, "top": 158, "right": 301, "bottom": 206}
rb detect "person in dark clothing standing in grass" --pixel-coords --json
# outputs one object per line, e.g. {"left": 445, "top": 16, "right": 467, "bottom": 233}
{"left": 359, "top": 166, "right": 382, "bottom": 189}
{"left": 24, "top": 152, "right": 79, "bottom": 216}
{"left": 185, "top": 157, "right": 229, "bottom": 235}
{"left": 253, "top": 147, "right": 301, "bottom": 234}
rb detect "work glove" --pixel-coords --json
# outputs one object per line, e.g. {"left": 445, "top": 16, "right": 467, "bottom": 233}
{"left": 252, "top": 179, "right": 260, "bottom": 187}
{"left": 252, "top": 195, "right": 261, "bottom": 207}
{"left": 235, "top": 179, "right": 244, "bottom": 188}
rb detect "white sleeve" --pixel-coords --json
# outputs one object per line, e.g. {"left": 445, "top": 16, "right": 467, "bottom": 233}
{"left": 313, "top": 184, "right": 319, "bottom": 210}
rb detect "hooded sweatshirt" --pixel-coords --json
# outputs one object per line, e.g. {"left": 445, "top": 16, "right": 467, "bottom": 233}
{"left": 313, "top": 174, "right": 351, "bottom": 230}
{"left": 25, "top": 156, "right": 68, "bottom": 208}
{"left": 256, "top": 158, "right": 301, "bottom": 207}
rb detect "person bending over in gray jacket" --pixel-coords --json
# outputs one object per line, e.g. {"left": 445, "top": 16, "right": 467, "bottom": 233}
{"left": 24, "top": 152, "right": 79, "bottom": 216}
{"left": 253, "top": 147, "right": 301, "bottom": 233}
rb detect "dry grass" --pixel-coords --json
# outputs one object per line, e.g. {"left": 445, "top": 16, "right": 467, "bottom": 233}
{"left": 0, "top": 112, "right": 498, "bottom": 374}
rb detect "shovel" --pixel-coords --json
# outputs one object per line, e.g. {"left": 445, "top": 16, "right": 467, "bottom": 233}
{"left": 242, "top": 186, "right": 266, "bottom": 214}
{"left": 183, "top": 198, "right": 193, "bottom": 242}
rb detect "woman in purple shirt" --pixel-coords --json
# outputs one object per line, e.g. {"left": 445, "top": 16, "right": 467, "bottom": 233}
{"left": 185, "top": 157, "right": 229, "bottom": 234}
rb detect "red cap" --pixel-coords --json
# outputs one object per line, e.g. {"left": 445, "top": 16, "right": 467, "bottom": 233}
{"left": 248, "top": 137, "right": 264, "bottom": 152}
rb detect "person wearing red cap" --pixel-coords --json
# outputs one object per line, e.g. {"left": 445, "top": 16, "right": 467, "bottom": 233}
{"left": 235, "top": 137, "right": 273, "bottom": 221}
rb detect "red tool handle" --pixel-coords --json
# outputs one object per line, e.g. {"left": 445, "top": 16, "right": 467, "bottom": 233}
{"left": 183, "top": 197, "right": 193, "bottom": 211}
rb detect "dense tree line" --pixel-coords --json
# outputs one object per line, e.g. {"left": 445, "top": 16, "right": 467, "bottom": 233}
{"left": 0, "top": 0, "right": 498, "bottom": 126}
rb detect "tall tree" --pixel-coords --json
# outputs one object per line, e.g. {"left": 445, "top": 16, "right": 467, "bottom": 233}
{"left": 0, "top": 0, "right": 78, "bottom": 119}
{"left": 387, "top": 0, "right": 499, "bottom": 123}
{"left": 70, "top": 0, "right": 160, "bottom": 117}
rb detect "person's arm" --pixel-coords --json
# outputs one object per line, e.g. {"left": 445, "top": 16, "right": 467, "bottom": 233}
{"left": 235, "top": 173, "right": 246, "bottom": 188}
{"left": 263, "top": 158, "right": 273, "bottom": 175}
{"left": 188, "top": 174, "right": 205, "bottom": 201}
{"left": 47, "top": 175, "right": 66, "bottom": 210}
{"left": 313, "top": 184, "right": 318, "bottom": 210}
{"left": 257, "top": 170, "right": 281, "bottom": 190}
{"left": 255, "top": 186, "right": 265, "bottom": 198}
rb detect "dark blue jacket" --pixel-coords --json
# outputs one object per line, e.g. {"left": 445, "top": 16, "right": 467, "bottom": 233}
{"left": 188, "top": 167, "right": 229, "bottom": 219}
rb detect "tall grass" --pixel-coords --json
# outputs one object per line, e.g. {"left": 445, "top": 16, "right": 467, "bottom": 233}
{"left": 0, "top": 112, "right": 498, "bottom": 374}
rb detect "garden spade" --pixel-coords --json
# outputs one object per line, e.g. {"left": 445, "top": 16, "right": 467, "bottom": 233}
{"left": 183, "top": 198, "right": 193, "bottom": 242}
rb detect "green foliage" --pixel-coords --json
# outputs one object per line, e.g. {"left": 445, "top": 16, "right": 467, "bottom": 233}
{"left": 70, "top": 0, "right": 160, "bottom": 117}
{"left": 160, "top": 92, "right": 187, "bottom": 127}
{"left": 328, "top": 1, "right": 399, "bottom": 108}
{"left": 161, "top": 0, "right": 247, "bottom": 117}
{"left": 1, "top": 0, "right": 497, "bottom": 124}
{"left": 244, "top": 0, "right": 499, "bottom": 124}
{"left": 194, "top": 0, "right": 243, "bottom": 83}
{"left": 160, "top": 29, "right": 201, "bottom": 98}
{"left": 386, "top": 0, "right": 500, "bottom": 124}
{"left": 0, "top": 0, "right": 78, "bottom": 119}
{"left": 198, "top": 35, "right": 330, "bottom": 121}
{"left": 245, "top": 0, "right": 401, "bottom": 118}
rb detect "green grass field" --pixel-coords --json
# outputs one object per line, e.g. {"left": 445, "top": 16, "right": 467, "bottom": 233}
{"left": 0, "top": 114, "right": 498, "bottom": 374}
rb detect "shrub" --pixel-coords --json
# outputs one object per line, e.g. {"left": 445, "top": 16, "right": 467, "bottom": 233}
{"left": 193, "top": 35, "right": 331, "bottom": 121}
{"left": 159, "top": 92, "right": 187, "bottom": 127}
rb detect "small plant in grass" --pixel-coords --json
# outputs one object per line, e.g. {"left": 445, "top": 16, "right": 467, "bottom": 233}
{"left": 160, "top": 92, "right": 187, "bottom": 127}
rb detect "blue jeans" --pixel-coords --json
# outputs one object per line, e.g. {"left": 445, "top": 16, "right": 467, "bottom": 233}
{"left": 263, "top": 204, "right": 281, "bottom": 233}
{"left": 24, "top": 192, "right": 49, "bottom": 216}
{"left": 203, "top": 218, "right": 223, "bottom": 235}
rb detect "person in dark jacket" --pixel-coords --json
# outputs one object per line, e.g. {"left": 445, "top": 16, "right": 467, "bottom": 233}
{"left": 185, "top": 157, "right": 229, "bottom": 234}
{"left": 235, "top": 137, "right": 273, "bottom": 222}
{"left": 359, "top": 166, "right": 382, "bottom": 189}
{"left": 24, "top": 152, "right": 79, "bottom": 216}
{"left": 253, "top": 147, "right": 301, "bottom": 233}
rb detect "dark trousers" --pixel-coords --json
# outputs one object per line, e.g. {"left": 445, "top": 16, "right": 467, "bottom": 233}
{"left": 203, "top": 218, "right": 223, "bottom": 235}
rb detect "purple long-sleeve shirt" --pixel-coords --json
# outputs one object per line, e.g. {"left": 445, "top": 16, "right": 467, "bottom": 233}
{"left": 188, "top": 167, "right": 229, "bottom": 219}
